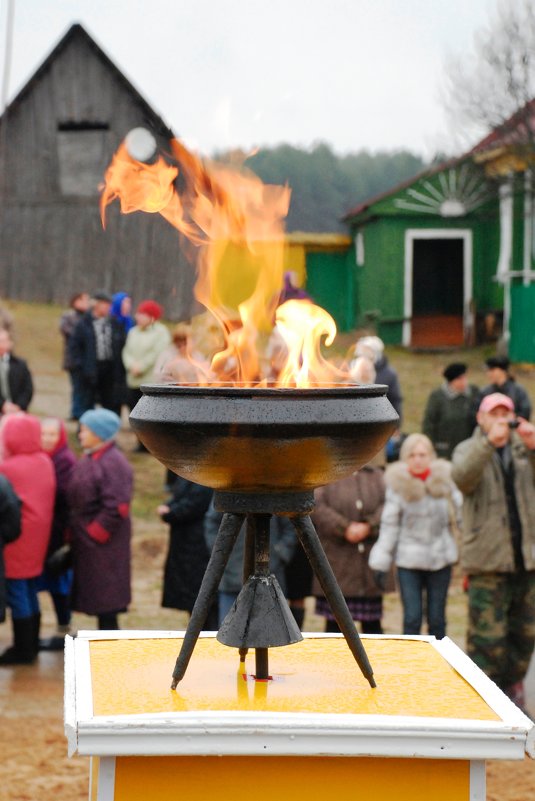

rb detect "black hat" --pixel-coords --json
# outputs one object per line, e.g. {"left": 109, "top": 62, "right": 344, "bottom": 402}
{"left": 443, "top": 362, "right": 467, "bottom": 382}
{"left": 485, "top": 355, "right": 510, "bottom": 371}
{"left": 92, "top": 289, "right": 113, "bottom": 303}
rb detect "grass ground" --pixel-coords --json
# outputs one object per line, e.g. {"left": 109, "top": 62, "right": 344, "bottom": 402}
{"left": 0, "top": 300, "right": 533, "bottom": 800}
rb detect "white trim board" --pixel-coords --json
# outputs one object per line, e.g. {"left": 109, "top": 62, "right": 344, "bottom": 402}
{"left": 403, "top": 228, "right": 473, "bottom": 346}
{"left": 97, "top": 756, "right": 115, "bottom": 801}
{"left": 470, "top": 760, "right": 486, "bottom": 801}
{"left": 65, "top": 633, "right": 534, "bottom": 760}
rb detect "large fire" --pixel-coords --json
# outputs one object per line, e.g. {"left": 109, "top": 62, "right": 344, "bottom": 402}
{"left": 100, "top": 132, "right": 352, "bottom": 387}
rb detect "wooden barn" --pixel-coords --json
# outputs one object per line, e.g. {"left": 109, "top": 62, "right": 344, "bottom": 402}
{"left": 0, "top": 23, "right": 196, "bottom": 318}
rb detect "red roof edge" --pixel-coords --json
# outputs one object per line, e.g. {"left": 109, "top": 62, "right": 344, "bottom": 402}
{"left": 469, "top": 98, "right": 535, "bottom": 155}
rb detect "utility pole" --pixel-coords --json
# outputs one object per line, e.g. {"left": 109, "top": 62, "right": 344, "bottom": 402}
{"left": 1, "top": 0, "right": 15, "bottom": 112}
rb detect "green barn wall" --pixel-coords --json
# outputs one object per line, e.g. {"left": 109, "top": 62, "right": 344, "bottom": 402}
{"left": 305, "top": 250, "right": 355, "bottom": 332}
{"left": 352, "top": 214, "right": 503, "bottom": 345}
{"left": 471, "top": 201, "right": 503, "bottom": 312}
{"left": 354, "top": 218, "right": 405, "bottom": 344}
{"left": 345, "top": 158, "right": 509, "bottom": 345}
{"left": 510, "top": 281, "right": 535, "bottom": 362}
{"left": 508, "top": 177, "right": 535, "bottom": 363}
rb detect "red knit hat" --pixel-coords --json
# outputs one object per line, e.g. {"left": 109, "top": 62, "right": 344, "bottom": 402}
{"left": 137, "top": 300, "right": 163, "bottom": 320}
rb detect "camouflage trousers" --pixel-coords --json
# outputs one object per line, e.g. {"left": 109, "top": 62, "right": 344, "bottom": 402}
{"left": 467, "top": 571, "right": 535, "bottom": 690}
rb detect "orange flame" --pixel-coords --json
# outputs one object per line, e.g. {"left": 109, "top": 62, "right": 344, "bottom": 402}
{"left": 101, "top": 136, "right": 354, "bottom": 387}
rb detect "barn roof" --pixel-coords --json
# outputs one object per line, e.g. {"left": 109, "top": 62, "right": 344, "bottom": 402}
{"left": 0, "top": 22, "right": 173, "bottom": 135}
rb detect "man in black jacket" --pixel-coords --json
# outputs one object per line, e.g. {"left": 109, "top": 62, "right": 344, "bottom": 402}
{"left": 67, "top": 290, "right": 126, "bottom": 416}
{"left": 0, "top": 329, "right": 33, "bottom": 414}
{"left": 480, "top": 356, "right": 532, "bottom": 420}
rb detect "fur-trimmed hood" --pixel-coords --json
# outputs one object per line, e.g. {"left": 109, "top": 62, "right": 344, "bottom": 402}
{"left": 385, "top": 459, "right": 454, "bottom": 503}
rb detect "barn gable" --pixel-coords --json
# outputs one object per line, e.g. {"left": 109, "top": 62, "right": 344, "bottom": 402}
{"left": 0, "top": 24, "right": 195, "bottom": 318}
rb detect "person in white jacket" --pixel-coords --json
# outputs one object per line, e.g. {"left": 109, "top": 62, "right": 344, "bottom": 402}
{"left": 369, "top": 433, "right": 461, "bottom": 639}
{"left": 122, "top": 300, "right": 170, "bottom": 450}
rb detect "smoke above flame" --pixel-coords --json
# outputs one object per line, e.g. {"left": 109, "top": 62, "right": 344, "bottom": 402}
{"left": 100, "top": 135, "right": 352, "bottom": 387}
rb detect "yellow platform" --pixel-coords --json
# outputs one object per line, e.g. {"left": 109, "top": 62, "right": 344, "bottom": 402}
{"left": 65, "top": 632, "right": 534, "bottom": 801}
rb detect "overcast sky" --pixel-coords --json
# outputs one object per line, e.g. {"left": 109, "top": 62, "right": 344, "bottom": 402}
{"left": 2, "top": 0, "right": 497, "bottom": 158}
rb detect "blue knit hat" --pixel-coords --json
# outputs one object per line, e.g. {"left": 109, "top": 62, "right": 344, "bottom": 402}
{"left": 79, "top": 409, "right": 121, "bottom": 442}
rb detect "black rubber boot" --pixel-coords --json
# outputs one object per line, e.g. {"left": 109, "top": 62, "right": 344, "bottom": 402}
{"left": 39, "top": 626, "right": 70, "bottom": 652}
{"left": 325, "top": 618, "right": 341, "bottom": 633}
{"left": 32, "top": 612, "right": 41, "bottom": 653}
{"left": 0, "top": 617, "right": 38, "bottom": 665}
{"left": 290, "top": 605, "right": 305, "bottom": 630}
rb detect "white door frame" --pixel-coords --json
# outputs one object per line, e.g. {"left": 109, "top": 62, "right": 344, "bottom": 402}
{"left": 403, "top": 228, "right": 473, "bottom": 346}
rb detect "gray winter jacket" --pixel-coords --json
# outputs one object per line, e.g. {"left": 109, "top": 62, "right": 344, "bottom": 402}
{"left": 369, "top": 460, "right": 461, "bottom": 572}
{"left": 451, "top": 427, "right": 535, "bottom": 574}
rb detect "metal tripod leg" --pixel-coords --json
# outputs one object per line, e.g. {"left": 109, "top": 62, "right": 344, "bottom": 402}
{"left": 239, "top": 515, "right": 257, "bottom": 663}
{"left": 290, "top": 514, "right": 376, "bottom": 688}
{"left": 171, "top": 512, "right": 245, "bottom": 689}
{"left": 251, "top": 514, "right": 270, "bottom": 680}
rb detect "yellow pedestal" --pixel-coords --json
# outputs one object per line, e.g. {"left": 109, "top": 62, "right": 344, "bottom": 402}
{"left": 65, "top": 633, "right": 534, "bottom": 801}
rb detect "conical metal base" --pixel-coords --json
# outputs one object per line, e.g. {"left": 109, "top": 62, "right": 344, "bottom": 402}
{"left": 217, "top": 574, "right": 303, "bottom": 649}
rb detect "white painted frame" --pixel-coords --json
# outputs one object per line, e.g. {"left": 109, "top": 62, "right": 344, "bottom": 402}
{"left": 403, "top": 229, "right": 473, "bottom": 346}
{"left": 65, "top": 632, "right": 534, "bottom": 763}
{"left": 96, "top": 757, "right": 115, "bottom": 801}
{"left": 470, "top": 760, "right": 486, "bottom": 801}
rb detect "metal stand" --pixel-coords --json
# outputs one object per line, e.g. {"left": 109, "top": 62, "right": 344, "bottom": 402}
{"left": 171, "top": 512, "right": 245, "bottom": 689}
{"left": 290, "top": 515, "right": 376, "bottom": 688}
{"left": 171, "top": 492, "right": 376, "bottom": 690}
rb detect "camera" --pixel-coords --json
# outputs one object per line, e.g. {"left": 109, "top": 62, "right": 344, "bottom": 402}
{"left": 508, "top": 419, "right": 520, "bottom": 429}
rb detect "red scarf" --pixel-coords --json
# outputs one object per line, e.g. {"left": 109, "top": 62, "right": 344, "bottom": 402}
{"left": 410, "top": 467, "right": 431, "bottom": 481}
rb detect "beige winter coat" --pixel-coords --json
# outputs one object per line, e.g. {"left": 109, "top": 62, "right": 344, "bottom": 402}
{"left": 451, "top": 428, "right": 535, "bottom": 574}
{"left": 122, "top": 322, "right": 171, "bottom": 389}
{"left": 369, "top": 460, "right": 461, "bottom": 573}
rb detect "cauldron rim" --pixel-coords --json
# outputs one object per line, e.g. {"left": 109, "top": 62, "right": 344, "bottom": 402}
{"left": 139, "top": 382, "right": 389, "bottom": 399}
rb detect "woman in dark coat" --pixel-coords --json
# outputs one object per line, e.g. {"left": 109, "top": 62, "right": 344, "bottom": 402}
{"left": 68, "top": 409, "right": 133, "bottom": 630}
{"left": 312, "top": 464, "right": 387, "bottom": 634}
{"left": 158, "top": 476, "right": 215, "bottom": 626}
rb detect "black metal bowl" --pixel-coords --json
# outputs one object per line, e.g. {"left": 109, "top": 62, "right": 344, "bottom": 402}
{"left": 130, "top": 384, "right": 398, "bottom": 493}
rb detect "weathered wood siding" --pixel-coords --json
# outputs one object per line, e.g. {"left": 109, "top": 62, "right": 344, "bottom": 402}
{"left": 0, "top": 25, "right": 195, "bottom": 318}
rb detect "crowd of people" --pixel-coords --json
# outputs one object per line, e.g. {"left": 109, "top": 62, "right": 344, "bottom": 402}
{"left": 0, "top": 291, "right": 534, "bottom": 717}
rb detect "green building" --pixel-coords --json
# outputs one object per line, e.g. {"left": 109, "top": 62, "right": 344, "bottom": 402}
{"left": 339, "top": 103, "right": 535, "bottom": 354}
{"left": 343, "top": 158, "right": 499, "bottom": 347}
{"left": 285, "top": 233, "right": 353, "bottom": 332}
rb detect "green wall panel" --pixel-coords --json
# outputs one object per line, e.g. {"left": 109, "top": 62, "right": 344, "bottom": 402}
{"left": 510, "top": 282, "right": 535, "bottom": 363}
{"left": 306, "top": 250, "right": 355, "bottom": 332}
{"left": 350, "top": 197, "right": 504, "bottom": 346}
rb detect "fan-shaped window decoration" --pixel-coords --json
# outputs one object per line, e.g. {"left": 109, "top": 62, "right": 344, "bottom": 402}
{"left": 394, "top": 164, "right": 495, "bottom": 217}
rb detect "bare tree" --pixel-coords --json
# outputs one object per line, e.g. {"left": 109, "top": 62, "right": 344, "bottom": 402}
{"left": 443, "top": 0, "right": 535, "bottom": 152}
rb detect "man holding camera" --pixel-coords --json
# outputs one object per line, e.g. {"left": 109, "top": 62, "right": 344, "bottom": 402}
{"left": 452, "top": 393, "right": 535, "bottom": 713}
